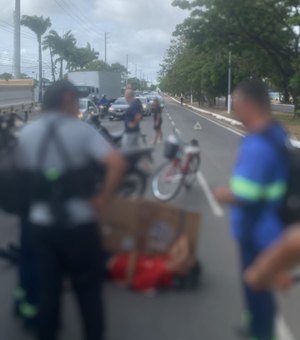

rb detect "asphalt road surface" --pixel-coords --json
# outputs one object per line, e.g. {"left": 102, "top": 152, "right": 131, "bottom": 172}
{"left": 0, "top": 97, "right": 299, "bottom": 340}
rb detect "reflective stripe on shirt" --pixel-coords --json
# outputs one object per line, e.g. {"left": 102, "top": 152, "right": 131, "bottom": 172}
{"left": 230, "top": 176, "right": 287, "bottom": 202}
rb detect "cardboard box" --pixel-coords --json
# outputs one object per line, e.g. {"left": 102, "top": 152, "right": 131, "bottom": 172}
{"left": 100, "top": 198, "right": 200, "bottom": 255}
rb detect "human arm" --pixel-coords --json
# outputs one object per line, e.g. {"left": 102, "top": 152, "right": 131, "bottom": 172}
{"left": 245, "top": 228, "right": 300, "bottom": 290}
{"left": 215, "top": 139, "right": 276, "bottom": 206}
{"left": 127, "top": 113, "right": 142, "bottom": 129}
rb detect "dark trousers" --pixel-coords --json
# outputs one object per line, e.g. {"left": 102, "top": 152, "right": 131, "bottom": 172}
{"left": 31, "top": 222, "right": 105, "bottom": 340}
{"left": 240, "top": 242, "right": 276, "bottom": 340}
{"left": 18, "top": 217, "right": 38, "bottom": 320}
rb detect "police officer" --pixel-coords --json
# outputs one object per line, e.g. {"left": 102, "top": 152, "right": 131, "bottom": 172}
{"left": 17, "top": 80, "right": 126, "bottom": 340}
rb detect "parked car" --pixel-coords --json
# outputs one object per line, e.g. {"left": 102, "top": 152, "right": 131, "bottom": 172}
{"left": 78, "top": 98, "right": 99, "bottom": 120}
{"left": 109, "top": 97, "right": 129, "bottom": 121}
{"left": 147, "top": 94, "right": 165, "bottom": 110}
{"left": 137, "top": 96, "right": 151, "bottom": 116}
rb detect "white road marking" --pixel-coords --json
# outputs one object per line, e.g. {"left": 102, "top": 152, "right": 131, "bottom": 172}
{"left": 194, "top": 122, "right": 202, "bottom": 130}
{"left": 175, "top": 128, "right": 181, "bottom": 136}
{"left": 168, "top": 95, "right": 245, "bottom": 137}
{"left": 187, "top": 106, "right": 245, "bottom": 137}
{"left": 197, "top": 171, "right": 224, "bottom": 217}
{"left": 276, "top": 316, "right": 295, "bottom": 340}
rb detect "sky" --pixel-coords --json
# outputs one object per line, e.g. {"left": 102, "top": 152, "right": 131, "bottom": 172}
{"left": 0, "top": 0, "right": 189, "bottom": 83}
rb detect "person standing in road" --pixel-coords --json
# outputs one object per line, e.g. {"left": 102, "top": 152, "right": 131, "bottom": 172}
{"left": 214, "top": 79, "right": 289, "bottom": 340}
{"left": 151, "top": 98, "right": 163, "bottom": 144}
{"left": 17, "top": 80, "right": 126, "bottom": 340}
{"left": 123, "top": 89, "right": 143, "bottom": 147}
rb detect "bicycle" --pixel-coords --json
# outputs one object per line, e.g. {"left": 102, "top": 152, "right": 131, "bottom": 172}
{"left": 151, "top": 130, "right": 201, "bottom": 201}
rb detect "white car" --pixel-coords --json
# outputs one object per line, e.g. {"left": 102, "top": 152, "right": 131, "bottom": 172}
{"left": 79, "top": 98, "right": 99, "bottom": 120}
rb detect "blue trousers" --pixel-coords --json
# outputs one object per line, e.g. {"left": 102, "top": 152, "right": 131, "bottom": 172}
{"left": 239, "top": 242, "right": 276, "bottom": 340}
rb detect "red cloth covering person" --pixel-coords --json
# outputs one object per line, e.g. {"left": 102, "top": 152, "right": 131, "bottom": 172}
{"left": 107, "top": 235, "right": 195, "bottom": 292}
{"left": 109, "top": 254, "right": 173, "bottom": 291}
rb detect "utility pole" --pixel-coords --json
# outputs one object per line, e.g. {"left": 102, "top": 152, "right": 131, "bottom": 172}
{"left": 104, "top": 32, "right": 108, "bottom": 64}
{"left": 227, "top": 51, "right": 232, "bottom": 114}
{"left": 126, "top": 54, "right": 129, "bottom": 87}
{"left": 14, "top": 0, "right": 21, "bottom": 79}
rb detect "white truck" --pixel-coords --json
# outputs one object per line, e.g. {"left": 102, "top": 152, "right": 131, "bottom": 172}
{"left": 68, "top": 71, "right": 122, "bottom": 102}
{"left": 0, "top": 79, "right": 35, "bottom": 119}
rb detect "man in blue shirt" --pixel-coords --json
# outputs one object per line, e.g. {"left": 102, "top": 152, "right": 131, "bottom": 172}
{"left": 215, "top": 80, "right": 289, "bottom": 340}
{"left": 123, "top": 89, "right": 143, "bottom": 147}
{"left": 99, "top": 94, "right": 109, "bottom": 106}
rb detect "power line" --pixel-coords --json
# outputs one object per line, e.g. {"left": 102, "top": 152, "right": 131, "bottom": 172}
{"left": 53, "top": 0, "right": 100, "bottom": 38}
{"left": 0, "top": 19, "right": 36, "bottom": 41}
{"left": 62, "top": 0, "right": 103, "bottom": 38}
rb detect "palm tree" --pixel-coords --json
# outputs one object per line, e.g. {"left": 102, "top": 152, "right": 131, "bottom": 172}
{"left": 21, "top": 15, "right": 51, "bottom": 102}
{"left": 60, "top": 31, "right": 77, "bottom": 77}
{"left": 44, "top": 30, "right": 76, "bottom": 80}
{"left": 68, "top": 43, "right": 99, "bottom": 71}
{"left": 43, "top": 33, "right": 57, "bottom": 82}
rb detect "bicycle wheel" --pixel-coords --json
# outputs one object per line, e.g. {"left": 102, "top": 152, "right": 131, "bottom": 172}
{"left": 184, "top": 155, "right": 201, "bottom": 189}
{"left": 118, "top": 170, "right": 147, "bottom": 199}
{"left": 152, "top": 160, "right": 184, "bottom": 201}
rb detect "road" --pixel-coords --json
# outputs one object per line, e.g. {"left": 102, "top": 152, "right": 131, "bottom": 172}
{"left": 0, "top": 97, "right": 299, "bottom": 340}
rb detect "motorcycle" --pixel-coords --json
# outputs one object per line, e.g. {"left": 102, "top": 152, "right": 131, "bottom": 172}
{"left": 99, "top": 104, "right": 110, "bottom": 119}
{"left": 86, "top": 113, "right": 153, "bottom": 198}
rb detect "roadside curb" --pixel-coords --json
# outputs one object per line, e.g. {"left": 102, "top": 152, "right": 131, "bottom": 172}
{"left": 166, "top": 94, "right": 300, "bottom": 148}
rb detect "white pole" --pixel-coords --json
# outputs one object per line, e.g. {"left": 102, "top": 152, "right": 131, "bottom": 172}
{"left": 227, "top": 51, "right": 232, "bottom": 114}
{"left": 126, "top": 54, "right": 128, "bottom": 87}
{"left": 190, "top": 88, "right": 193, "bottom": 104}
{"left": 104, "top": 32, "right": 107, "bottom": 64}
{"left": 14, "top": 0, "right": 21, "bottom": 79}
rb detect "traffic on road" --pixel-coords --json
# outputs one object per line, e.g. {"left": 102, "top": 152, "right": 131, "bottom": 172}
{"left": 2, "top": 1, "right": 300, "bottom": 340}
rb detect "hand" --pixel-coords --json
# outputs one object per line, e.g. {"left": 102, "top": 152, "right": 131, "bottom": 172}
{"left": 214, "top": 186, "right": 233, "bottom": 203}
{"left": 90, "top": 193, "right": 111, "bottom": 211}
{"left": 128, "top": 121, "right": 136, "bottom": 129}
{"left": 244, "top": 267, "right": 267, "bottom": 290}
{"left": 274, "top": 272, "right": 293, "bottom": 291}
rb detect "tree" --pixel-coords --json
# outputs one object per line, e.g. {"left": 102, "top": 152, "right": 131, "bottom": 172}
{"left": 172, "top": 0, "right": 300, "bottom": 113}
{"left": 85, "top": 60, "right": 110, "bottom": 72}
{"left": 127, "top": 78, "right": 141, "bottom": 91}
{"left": 21, "top": 15, "right": 51, "bottom": 102}
{"left": 68, "top": 43, "right": 99, "bottom": 71}
{"left": 110, "top": 62, "right": 128, "bottom": 82}
{"left": 43, "top": 32, "right": 57, "bottom": 82}
{"left": 0, "top": 73, "right": 13, "bottom": 80}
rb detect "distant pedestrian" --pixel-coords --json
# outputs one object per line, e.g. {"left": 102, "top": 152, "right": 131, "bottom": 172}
{"left": 151, "top": 98, "right": 163, "bottom": 144}
{"left": 123, "top": 89, "right": 143, "bottom": 147}
{"left": 180, "top": 95, "right": 184, "bottom": 106}
{"left": 214, "top": 79, "right": 289, "bottom": 340}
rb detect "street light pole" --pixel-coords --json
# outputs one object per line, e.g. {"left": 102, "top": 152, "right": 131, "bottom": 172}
{"left": 227, "top": 51, "right": 232, "bottom": 114}
{"left": 104, "top": 32, "right": 108, "bottom": 64}
{"left": 126, "top": 54, "right": 129, "bottom": 87}
{"left": 14, "top": 0, "right": 21, "bottom": 79}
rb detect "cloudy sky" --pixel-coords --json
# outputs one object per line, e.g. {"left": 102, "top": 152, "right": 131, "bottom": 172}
{"left": 0, "top": 0, "right": 189, "bottom": 82}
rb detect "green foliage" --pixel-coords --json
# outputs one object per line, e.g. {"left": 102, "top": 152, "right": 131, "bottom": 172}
{"left": 160, "top": 0, "right": 300, "bottom": 111}
{"left": 127, "top": 78, "right": 148, "bottom": 91}
{"left": 85, "top": 60, "right": 110, "bottom": 72}
{"left": 21, "top": 15, "right": 51, "bottom": 41}
{"left": 0, "top": 73, "right": 13, "bottom": 80}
